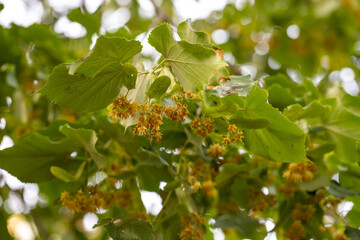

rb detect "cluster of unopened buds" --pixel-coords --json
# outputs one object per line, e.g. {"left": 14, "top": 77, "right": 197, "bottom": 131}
{"left": 222, "top": 124, "right": 244, "bottom": 145}
{"left": 283, "top": 161, "right": 317, "bottom": 183}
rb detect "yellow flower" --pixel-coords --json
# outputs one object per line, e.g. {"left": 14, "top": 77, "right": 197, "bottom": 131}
{"left": 283, "top": 162, "right": 317, "bottom": 183}
{"left": 207, "top": 144, "right": 226, "bottom": 158}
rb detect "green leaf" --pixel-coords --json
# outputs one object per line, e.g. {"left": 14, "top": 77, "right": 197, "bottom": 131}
{"left": 242, "top": 85, "right": 307, "bottom": 163}
{"left": 345, "top": 226, "right": 360, "bottom": 240}
{"left": 164, "top": 179, "right": 181, "bottom": 191}
{"left": 267, "top": 84, "right": 296, "bottom": 110}
{"left": 322, "top": 98, "right": 360, "bottom": 141}
{"left": 40, "top": 62, "right": 137, "bottom": 112}
{"left": 177, "top": 20, "right": 212, "bottom": 47}
{"left": 67, "top": 8, "right": 100, "bottom": 38}
{"left": 229, "top": 117, "right": 270, "bottom": 129}
{"left": 96, "top": 217, "right": 155, "bottom": 240}
{"left": 202, "top": 102, "right": 239, "bottom": 118}
{"left": 321, "top": 98, "right": 360, "bottom": 163}
{"left": 0, "top": 4, "right": 4, "bottom": 12}
{"left": 210, "top": 75, "right": 254, "bottom": 97}
{"left": 146, "top": 76, "right": 171, "bottom": 99}
{"left": 328, "top": 181, "right": 357, "bottom": 198}
{"left": 306, "top": 144, "right": 335, "bottom": 160}
{"left": 283, "top": 101, "right": 329, "bottom": 121}
{"left": 214, "top": 213, "right": 260, "bottom": 237}
{"left": 76, "top": 36, "right": 142, "bottom": 77}
{"left": 341, "top": 90, "right": 360, "bottom": 117}
{"left": 59, "top": 124, "right": 104, "bottom": 168}
{"left": 216, "top": 163, "right": 247, "bottom": 190}
{"left": 136, "top": 164, "right": 172, "bottom": 191}
{"left": 0, "top": 132, "right": 80, "bottom": 182}
{"left": 0, "top": 211, "right": 12, "bottom": 240}
{"left": 230, "top": 177, "right": 249, "bottom": 207}
{"left": 148, "top": 23, "right": 227, "bottom": 91}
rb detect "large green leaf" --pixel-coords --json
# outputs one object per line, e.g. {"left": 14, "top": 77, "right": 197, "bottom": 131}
{"left": 321, "top": 98, "right": 360, "bottom": 163}
{"left": 76, "top": 36, "right": 142, "bottom": 77}
{"left": 40, "top": 35, "right": 141, "bottom": 112}
{"left": 0, "top": 132, "right": 80, "bottom": 182}
{"left": 148, "top": 23, "right": 226, "bottom": 91}
{"left": 40, "top": 62, "right": 137, "bottom": 112}
{"left": 242, "top": 85, "right": 307, "bottom": 163}
{"left": 95, "top": 217, "right": 155, "bottom": 240}
{"left": 59, "top": 124, "right": 104, "bottom": 168}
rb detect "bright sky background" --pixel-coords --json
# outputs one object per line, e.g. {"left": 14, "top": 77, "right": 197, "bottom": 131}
{"left": 0, "top": 0, "right": 357, "bottom": 239}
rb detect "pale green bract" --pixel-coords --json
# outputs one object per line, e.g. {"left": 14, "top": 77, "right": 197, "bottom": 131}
{"left": 148, "top": 23, "right": 227, "bottom": 92}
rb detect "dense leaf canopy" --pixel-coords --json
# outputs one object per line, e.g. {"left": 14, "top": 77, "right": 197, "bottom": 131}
{"left": 0, "top": 1, "right": 360, "bottom": 240}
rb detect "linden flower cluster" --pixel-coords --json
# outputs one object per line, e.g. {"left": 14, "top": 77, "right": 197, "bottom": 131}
{"left": 284, "top": 220, "right": 306, "bottom": 240}
{"left": 133, "top": 104, "right": 164, "bottom": 141}
{"left": 187, "top": 159, "right": 216, "bottom": 197}
{"left": 283, "top": 161, "right": 317, "bottom": 183}
{"left": 279, "top": 182, "right": 298, "bottom": 196}
{"left": 110, "top": 96, "right": 138, "bottom": 120}
{"left": 207, "top": 143, "right": 226, "bottom": 158}
{"left": 248, "top": 189, "right": 277, "bottom": 212}
{"left": 284, "top": 204, "right": 315, "bottom": 240}
{"left": 179, "top": 212, "right": 205, "bottom": 240}
{"left": 292, "top": 204, "right": 315, "bottom": 221}
{"left": 60, "top": 186, "right": 131, "bottom": 213}
{"left": 111, "top": 94, "right": 190, "bottom": 141}
{"left": 222, "top": 124, "right": 244, "bottom": 145}
{"left": 190, "top": 116, "right": 214, "bottom": 137}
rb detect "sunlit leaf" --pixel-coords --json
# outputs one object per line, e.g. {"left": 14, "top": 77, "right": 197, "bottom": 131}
{"left": 242, "top": 85, "right": 307, "bottom": 163}
{"left": 148, "top": 23, "right": 227, "bottom": 91}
